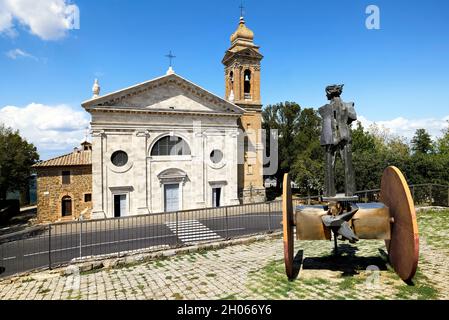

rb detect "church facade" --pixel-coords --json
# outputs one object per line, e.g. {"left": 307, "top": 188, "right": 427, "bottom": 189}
{"left": 81, "top": 17, "right": 266, "bottom": 219}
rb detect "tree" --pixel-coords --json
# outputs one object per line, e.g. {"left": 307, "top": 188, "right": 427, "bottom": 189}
{"left": 436, "top": 121, "right": 449, "bottom": 155}
{"left": 351, "top": 121, "right": 376, "bottom": 153}
{"left": 292, "top": 108, "right": 323, "bottom": 195}
{"left": 411, "top": 129, "right": 434, "bottom": 154}
{"left": 0, "top": 125, "right": 39, "bottom": 200}
{"left": 262, "top": 102, "right": 301, "bottom": 191}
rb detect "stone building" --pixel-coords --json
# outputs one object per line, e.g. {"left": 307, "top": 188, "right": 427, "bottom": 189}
{"left": 80, "top": 16, "right": 266, "bottom": 219}
{"left": 33, "top": 142, "right": 92, "bottom": 223}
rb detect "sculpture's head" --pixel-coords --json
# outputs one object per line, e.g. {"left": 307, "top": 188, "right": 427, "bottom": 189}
{"left": 326, "top": 84, "right": 344, "bottom": 100}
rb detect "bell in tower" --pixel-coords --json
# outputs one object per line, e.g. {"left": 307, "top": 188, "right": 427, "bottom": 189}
{"left": 223, "top": 13, "right": 266, "bottom": 204}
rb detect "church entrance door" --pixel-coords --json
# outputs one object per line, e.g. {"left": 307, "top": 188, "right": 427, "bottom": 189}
{"left": 164, "top": 184, "right": 180, "bottom": 212}
{"left": 212, "top": 188, "right": 222, "bottom": 208}
{"left": 114, "top": 194, "right": 127, "bottom": 218}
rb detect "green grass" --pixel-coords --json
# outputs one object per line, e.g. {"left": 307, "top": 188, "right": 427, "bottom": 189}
{"left": 67, "top": 294, "right": 82, "bottom": 300}
{"left": 172, "top": 293, "right": 184, "bottom": 300}
{"left": 38, "top": 288, "right": 51, "bottom": 295}
{"left": 80, "top": 268, "right": 104, "bottom": 276}
{"left": 394, "top": 269, "right": 438, "bottom": 300}
{"left": 338, "top": 277, "right": 357, "bottom": 290}
{"left": 417, "top": 210, "right": 449, "bottom": 251}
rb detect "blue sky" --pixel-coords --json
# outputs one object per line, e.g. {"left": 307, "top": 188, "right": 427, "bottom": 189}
{"left": 1, "top": 0, "right": 449, "bottom": 160}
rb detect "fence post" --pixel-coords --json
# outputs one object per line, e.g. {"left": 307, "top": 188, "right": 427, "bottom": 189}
{"left": 447, "top": 187, "right": 449, "bottom": 207}
{"left": 365, "top": 192, "right": 368, "bottom": 203}
{"left": 429, "top": 185, "right": 433, "bottom": 206}
{"left": 79, "top": 219, "right": 83, "bottom": 258}
{"left": 268, "top": 202, "right": 272, "bottom": 232}
{"left": 48, "top": 224, "right": 52, "bottom": 270}
{"left": 176, "top": 211, "right": 179, "bottom": 247}
{"left": 225, "top": 207, "right": 229, "bottom": 239}
{"left": 118, "top": 218, "right": 121, "bottom": 257}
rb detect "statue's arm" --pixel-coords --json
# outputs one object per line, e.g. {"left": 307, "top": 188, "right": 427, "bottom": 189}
{"left": 347, "top": 102, "right": 357, "bottom": 123}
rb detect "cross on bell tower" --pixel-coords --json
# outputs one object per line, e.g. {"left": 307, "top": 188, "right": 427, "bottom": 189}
{"left": 239, "top": 0, "right": 245, "bottom": 18}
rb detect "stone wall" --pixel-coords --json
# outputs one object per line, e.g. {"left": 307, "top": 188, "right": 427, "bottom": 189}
{"left": 36, "top": 166, "right": 92, "bottom": 223}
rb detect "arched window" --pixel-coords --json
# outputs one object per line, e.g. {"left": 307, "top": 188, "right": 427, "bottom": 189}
{"left": 62, "top": 196, "right": 72, "bottom": 217}
{"left": 244, "top": 70, "right": 251, "bottom": 98}
{"left": 229, "top": 71, "right": 234, "bottom": 84}
{"left": 151, "top": 136, "right": 191, "bottom": 156}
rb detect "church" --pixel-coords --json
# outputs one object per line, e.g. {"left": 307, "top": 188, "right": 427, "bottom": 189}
{"left": 36, "top": 15, "right": 266, "bottom": 221}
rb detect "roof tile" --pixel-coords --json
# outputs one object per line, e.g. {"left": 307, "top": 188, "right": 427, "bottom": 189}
{"left": 33, "top": 150, "right": 92, "bottom": 168}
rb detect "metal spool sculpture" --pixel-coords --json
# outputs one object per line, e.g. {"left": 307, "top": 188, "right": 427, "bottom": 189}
{"left": 282, "top": 167, "right": 419, "bottom": 282}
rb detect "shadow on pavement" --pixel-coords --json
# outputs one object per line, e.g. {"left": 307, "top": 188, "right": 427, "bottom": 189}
{"left": 300, "top": 244, "right": 388, "bottom": 277}
{"left": 288, "top": 250, "right": 304, "bottom": 281}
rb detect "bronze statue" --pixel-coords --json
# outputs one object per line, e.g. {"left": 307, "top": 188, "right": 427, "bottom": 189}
{"left": 319, "top": 84, "right": 357, "bottom": 197}
{"left": 281, "top": 84, "right": 419, "bottom": 284}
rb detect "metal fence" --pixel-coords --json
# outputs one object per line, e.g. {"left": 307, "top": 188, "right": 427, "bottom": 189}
{"left": 0, "top": 183, "right": 447, "bottom": 279}
{"left": 0, "top": 201, "right": 289, "bottom": 278}
{"left": 355, "top": 184, "right": 449, "bottom": 207}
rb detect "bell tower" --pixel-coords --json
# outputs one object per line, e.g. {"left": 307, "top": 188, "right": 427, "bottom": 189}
{"left": 223, "top": 15, "right": 266, "bottom": 204}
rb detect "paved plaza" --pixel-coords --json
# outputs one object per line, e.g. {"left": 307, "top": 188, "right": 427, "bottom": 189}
{"left": 0, "top": 210, "right": 448, "bottom": 300}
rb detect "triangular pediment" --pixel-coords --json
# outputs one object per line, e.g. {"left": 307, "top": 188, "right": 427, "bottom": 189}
{"left": 82, "top": 73, "right": 245, "bottom": 115}
{"left": 222, "top": 47, "right": 263, "bottom": 65}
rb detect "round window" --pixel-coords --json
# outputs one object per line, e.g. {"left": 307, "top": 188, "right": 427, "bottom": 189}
{"left": 210, "top": 150, "right": 224, "bottom": 164}
{"left": 111, "top": 151, "right": 128, "bottom": 167}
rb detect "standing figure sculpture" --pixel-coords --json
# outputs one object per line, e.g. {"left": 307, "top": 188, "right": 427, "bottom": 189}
{"left": 319, "top": 84, "right": 357, "bottom": 198}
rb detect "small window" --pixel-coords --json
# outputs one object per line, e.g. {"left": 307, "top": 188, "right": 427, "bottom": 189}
{"left": 210, "top": 150, "right": 224, "bottom": 164}
{"left": 62, "top": 171, "right": 71, "bottom": 185}
{"left": 84, "top": 193, "right": 92, "bottom": 203}
{"left": 111, "top": 151, "right": 128, "bottom": 167}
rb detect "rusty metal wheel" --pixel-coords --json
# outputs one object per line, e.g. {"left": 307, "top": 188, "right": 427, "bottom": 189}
{"left": 380, "top": 166, "right": 419, "bottom": 282}
{"left": 283, "top": 173, "right": 295, "bottom": 280}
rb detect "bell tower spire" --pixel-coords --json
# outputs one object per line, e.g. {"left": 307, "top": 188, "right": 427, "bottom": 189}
{"left": 222, "top": 14, "right": 263, "bottom": 110}
{"left": 222, "top": 9, "right": 266, "bottom": 204}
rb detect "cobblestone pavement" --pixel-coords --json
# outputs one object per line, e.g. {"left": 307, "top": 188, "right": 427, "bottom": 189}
{"left": 0, "top": 210, "right": 448, "bottom": 300}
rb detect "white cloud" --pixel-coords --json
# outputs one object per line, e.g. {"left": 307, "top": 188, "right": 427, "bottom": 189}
{"left": 0, "top": 103, "right": 90, "bottom": 159}
{"left": 0, "top": 0, "right": 79, "bottom": 40}
{"left": 5, "top": 48, "right": 37, "bottom": 60}
{"left": 358, "top": 115, "right": 449, "bottom": 140}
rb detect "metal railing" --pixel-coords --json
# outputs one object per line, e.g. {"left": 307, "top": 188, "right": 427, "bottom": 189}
{"left": 0, "top": 183, "right": 447, "bottom": 279}
{"left": 355, "top": 183, "right": 449, "bottom": 207}
{"left": 0, "top": 200, "right": 286, "bottom": 278}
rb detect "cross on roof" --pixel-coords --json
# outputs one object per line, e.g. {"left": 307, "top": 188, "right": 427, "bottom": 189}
{"left": 165, "top": 50, "right": 176, "bottom": 67}
{"left": 239, "top": 0, "right": 245, "bottom": 18}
